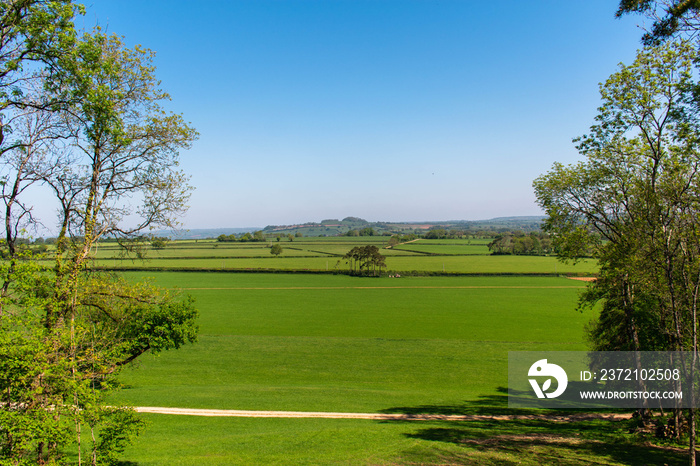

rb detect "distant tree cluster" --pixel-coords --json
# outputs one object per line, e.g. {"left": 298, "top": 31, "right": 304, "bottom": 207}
{"left": 150, "top": 236, "right": 170, "bottom": 249}
{"left": 217, "top": 231, "right": 266, "bottom": 242}
{"left": 423, "top": 229, "right": 466, "bottom": 239}
{"left": 340, "top": 245, "right": 386, "bottom": 276}
{"left": 345, "top": 227, "right": 376, "bottom": 236}
{"left": 487, "top": 232, "right": 553, "bottom": 255}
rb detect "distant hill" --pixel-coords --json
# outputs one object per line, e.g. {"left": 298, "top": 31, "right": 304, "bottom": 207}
{"left": 261, "top": 216, "right": 545, "bottom": 237}
{"left": 153, "top": 227, "right": 262, "bottom": 240}
{"left": 152, "top": 216, "right": 545, "bottom": 240}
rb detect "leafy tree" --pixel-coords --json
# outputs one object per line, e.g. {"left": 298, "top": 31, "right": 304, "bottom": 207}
{"left": 0, "top": 0, "right": 81, "bottom": 142}
{"left": 0, "top": 10, "right": 199, "bottom": 465}
{"left": 270, "top": 243, "right": 283, "bottom": 256}
{"left": 487, "top": 232, "right": 553, "bottom": 256}
{"left": 534, "top": 41, "right": 700, "bottom": 460}
{"left": 424, "top": 229, "right": 446, "bottom": 239}
{"left": 617, "top": 0, "right": 700, "bottom": 44}
{"left": 340, "top": 245, "right": 386, "bottom": 276}
{"left": 150, "top": 236, "right": 170, "bottom": 249}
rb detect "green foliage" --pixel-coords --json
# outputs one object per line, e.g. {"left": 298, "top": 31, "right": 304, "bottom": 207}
{"left": 0, "top": 3, "right": 200, "bottom": 464}
{"left": 617, "top": 0, "right": 700, "bottom": 45}
{"left": 270, "top": 243, "right": 283, "bottom": 256}
{"left": 91, "top": 407, "right": 145, "bottom": 466}
{"left": 535, "top": 40, "right": 700, "bottom": 460}
{"left": 340, "top": 245, "right": 386, "bottom": 276}
{"left": 216, "top": 234, "right": 237, "bottom": 242}
{"left": 535, "top": 41, "right": 700, "bottom": 352}
{"left": 487, "top": 232, "right": 554, "bottom": 256}
{"left": 149, "top": 237, "right": 169, "bottom": 250}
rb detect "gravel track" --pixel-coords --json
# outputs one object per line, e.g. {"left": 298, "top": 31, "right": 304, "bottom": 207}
{"left": 134, "top": 407, "right": 631, "bottom": 422}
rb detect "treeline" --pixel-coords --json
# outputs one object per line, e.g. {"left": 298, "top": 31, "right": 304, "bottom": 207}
{"left": 487, "top": 232, "right": 554, "bottom": 255}
{"left": 217, "top": 231, "right": 266, "bottom": 242}
{"left": 344, "top": 227, "right": 379, "bottom": 236}
{"left": 339, "top": 245, "right": 386, "bottom": 276}
{"left": 217, "top": 231, "right": 304, "bottom": 242}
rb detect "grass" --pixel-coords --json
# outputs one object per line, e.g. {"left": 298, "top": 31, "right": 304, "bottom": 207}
{"left": 79, "top": 240, "right": 677, "bottom": 465}
{"left": 390, "top": 243, "right": 491, "bottom": 255}
{"left": 108, "top": 272, "right": 676, "bottom": 465}
{"left": 120, "top": 414, "right": 686, "bottom": 465}
{"left": 89, "top": 250, "right": 596, "bottom": 275}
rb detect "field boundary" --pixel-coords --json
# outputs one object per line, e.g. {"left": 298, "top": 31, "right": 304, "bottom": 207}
{"left": 133, "top": 406, "right": 631, "bottom": 422}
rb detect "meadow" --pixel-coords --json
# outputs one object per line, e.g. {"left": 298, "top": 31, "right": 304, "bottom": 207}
{"left": 89, "top": 238, "right": 597, "bottom": 275}
{"left": 102, "top": 238, "right": 683, "bottom": 465}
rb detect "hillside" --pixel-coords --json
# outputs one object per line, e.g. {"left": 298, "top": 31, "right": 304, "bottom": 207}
{"left": 262, "top": 216, "right": 545, "bottom": 237}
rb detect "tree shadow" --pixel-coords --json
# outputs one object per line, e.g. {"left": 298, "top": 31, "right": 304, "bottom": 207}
{"left": 379, "top": 387, "right": 688, "bottom": 465}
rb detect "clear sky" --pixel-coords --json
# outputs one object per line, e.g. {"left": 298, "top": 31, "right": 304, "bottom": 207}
{"left": 76, "top": 0, "right": 645, "bottom": 229}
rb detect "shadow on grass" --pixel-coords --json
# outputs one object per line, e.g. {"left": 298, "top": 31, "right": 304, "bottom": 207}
{"left": 379, "top": 387, "right": 688, "bottom": 465}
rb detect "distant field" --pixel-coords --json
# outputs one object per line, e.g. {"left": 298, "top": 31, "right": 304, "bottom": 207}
{"left": 391, "top": 243, "right": 491, "bottom": 255}
{"left": 83, "top": 238, "right": 597, "bottom": 275}
{"left": 81, "top": 237, "right": 637, "bottom": 464}
{"left": 91, "top": 254, "right": 596, "bottom": 274}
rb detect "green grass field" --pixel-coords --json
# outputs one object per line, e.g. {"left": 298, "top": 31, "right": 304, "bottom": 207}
{"left": 84, "top": 239, "right": 597, "bottom": 275}
{"left": 114, "top": 274, "right": 590, "bottom": 412}
{"left": 101, "top": 269, "right": 686, "bottom": 465}
{"left": 63, "top": 238, "right": 683, "bottom": 465}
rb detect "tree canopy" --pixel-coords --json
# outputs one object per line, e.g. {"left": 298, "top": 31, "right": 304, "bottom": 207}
{"left": 340, "top": 245, "right": 386, "bottom": 276}
{"left": 534, "top": 40, "right": 700, "bottom": 459}
{"left": 617, "top": 0, "right": 700, "bottom": 44}
{"left": 0, "top": 2, "right": 199, "bottom": 464}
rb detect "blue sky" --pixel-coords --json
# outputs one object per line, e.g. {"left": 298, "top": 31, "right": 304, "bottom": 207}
{"left": 78, "top": 0, "right": 645, "bottom": 228}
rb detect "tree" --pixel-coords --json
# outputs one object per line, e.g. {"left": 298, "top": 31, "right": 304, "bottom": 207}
{"left": 270, "top": 243, "right": 283, "bottom": 256}
{"left": 0, "top": 16, "right": 200, "bottom": 465}
{"left": 534, "top": 41, "right": 700, "bottom": 462}
{"left": 340, "top": 245, "right": 386, "bottom": 276}
{"left": 617, "top": 0, "right": 700, "bottom": 45}
{"left": 0, "top": 0, "right": 81, "bottom": 143}
{"left": 424, "top": 229, "right": 446, "bottom": 239}
{"left": 150, "top": 236, "right": 170, "bottom": 249}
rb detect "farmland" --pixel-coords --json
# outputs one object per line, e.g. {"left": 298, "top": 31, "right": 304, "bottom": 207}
{"left": 87, "top": 237, "right": 597, "bottom": 275}
{"left": 87, "top": 237, "right": 685, "bottom": 465}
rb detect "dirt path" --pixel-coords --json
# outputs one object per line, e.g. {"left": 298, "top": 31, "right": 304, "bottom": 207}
{"left": 134, "top": 407, "right": 631, "bottom": 422}
{"left": 568, "top": 276, "right": 597, "bottom": 282}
